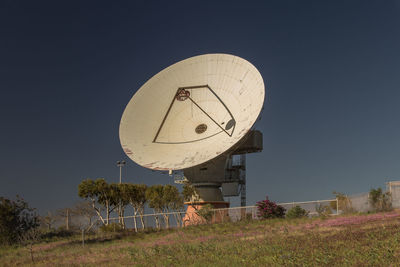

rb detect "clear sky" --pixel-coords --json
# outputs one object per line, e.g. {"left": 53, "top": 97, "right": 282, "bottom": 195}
{"left": 1, "top": 0, "right": 400, "bottom": 213}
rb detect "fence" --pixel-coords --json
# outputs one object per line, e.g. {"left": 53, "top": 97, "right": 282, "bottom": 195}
{"left": 347, "top": 192, "right": 371, "bottom": 213}
{"left": 58, "top": 182, "right": 400, "bottom": 233}
{"left": 106, "top": 181, "right": 400, "bottom": 230}
{"left": 278, "top": 199, "right": 338, "bottom": 216}
{"left": 345, "top": 182, "right": 400, "bottom": 212}
{"left": 387, "top": 181, "right": 400, "bottom": 208}
{"left": 102, "top": 199, "right": 337, "bottom": 230}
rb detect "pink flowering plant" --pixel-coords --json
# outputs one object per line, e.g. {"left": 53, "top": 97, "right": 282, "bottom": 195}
{"left": 256, "top": 196, "right": 285, "bottom": 219}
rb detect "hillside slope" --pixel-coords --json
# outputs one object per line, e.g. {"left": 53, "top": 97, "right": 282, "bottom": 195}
{"left": 1, "top": 211, "right": 400, "bottom": 266}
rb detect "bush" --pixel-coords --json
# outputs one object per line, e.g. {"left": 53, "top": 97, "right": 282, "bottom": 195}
{"left": 256, "top": 196, "right": 285, "bottom": 219}
{"left": 286, "top": 206, "right": 309, "bottom": 219}
{"left": 316, "top": 204, "right": 332, "bottom": 217}
{"left": 0, "top": 196, "right": 39, "bottom": 245}
{"left": 196, "top": 204, "right": 214, "bottom": 223}
{"left": 369, "top": 188, "right": 392, "bottom": 212}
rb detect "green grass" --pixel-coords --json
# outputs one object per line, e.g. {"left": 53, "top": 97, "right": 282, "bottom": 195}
{"left": 1, "top": 211, "right": 400, "bottom": 266}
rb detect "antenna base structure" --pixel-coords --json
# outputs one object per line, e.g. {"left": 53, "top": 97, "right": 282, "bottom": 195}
{"left": 182, "top": 130, "right": 262, "bottom": 225}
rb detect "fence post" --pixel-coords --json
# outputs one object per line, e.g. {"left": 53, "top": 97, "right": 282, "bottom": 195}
{"left": 66, "top": 209, "right": 69, "bottom": 231}
{"left": 81, "top": 229, "right": 85, "bottom": 247}
{"left": 336, "top": 198, "right": 339, "bottom": 215}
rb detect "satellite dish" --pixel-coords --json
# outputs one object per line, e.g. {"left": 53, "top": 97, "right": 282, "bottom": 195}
{"left": 120, "top": 54, "right": 264, "bottom": 171}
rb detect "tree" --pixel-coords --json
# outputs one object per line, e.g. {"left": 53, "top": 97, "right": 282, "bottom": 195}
{"left": 146, "top": 185, "right": 164, "bottom": 229}
{"left": 78, "top": 179, "right": 117, "bottom": 225}
{"left": 162, "top": 185, "right": 182, "bottom": 228}
{"left": 167, "top": 185, "right": 184, "bottom": 227}
{"left": 70, "top": 201, "right": 97, "bottom": 231}
{"left": 40, "top": 211, "right": 56, "bottom": 230}
{"left": 18, "top": 227, "right": 41, "bottom": 263}
{"left": 0, "top": 196, "right": 39, "bottom": 245}
{"left": 110, "top": 183, "right": 129, "bottom": 229}
{"left": 120, "top": 184, "right": 147, "bottom": 232}
{"left": 145, "top": 185, "right": 184, "bottom": 229}
{"left": 369, "top": 187, "right": 392, "bottom": 212}
{"left": 182, "top": 184, "right": 199, "bottom": 203}
{"left": 78, "top": 179, "right": 105, "bottom": 225}
{"left": 56, "top": 208, "right": 71, "bottom": 231}
{"left": 170, "top": 188, "right": 184, "bottom": 227}
{"left": 95, "top": 179, "right": 118, "bottom": 225}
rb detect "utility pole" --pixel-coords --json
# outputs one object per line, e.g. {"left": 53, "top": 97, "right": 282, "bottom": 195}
{"left": 117, "top": 160, "right": 126, "bottom": 184}
{"left": 240, "top": 154, "right": 246, "bottom": 207}
{"left": 66, "top": 209, "right": 69, "bottom": 231}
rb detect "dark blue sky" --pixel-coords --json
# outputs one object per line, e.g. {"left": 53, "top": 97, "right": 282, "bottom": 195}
{"left": 1, "top": 0, "right": 400, "bottom": 213}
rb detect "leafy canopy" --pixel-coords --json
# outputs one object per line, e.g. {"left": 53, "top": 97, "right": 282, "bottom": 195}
{"left": 0, "top": 196, "right": 39, "bottom": 245}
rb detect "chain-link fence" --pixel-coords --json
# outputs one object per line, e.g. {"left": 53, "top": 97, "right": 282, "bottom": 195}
{"left": 279, "top": 199, "right": 338, "bottom": 216}
{"left": 387, "top": 181, "right": 400, "bottom": 208}
{"left": 347, "top": 192, "right": 371, "bottom": 213}
{"left": 343, "top": 181, "right": 400, "bottom": 212}
{"left": 55, "top": 181, "right": 400, "bottom": 233}
{"left": 103, "top": 199, "right": 337, "bottom": 230}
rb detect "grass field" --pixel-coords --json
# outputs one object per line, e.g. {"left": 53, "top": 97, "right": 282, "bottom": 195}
{"left": 1, "top": 211, "right": 400, "bottom": 266}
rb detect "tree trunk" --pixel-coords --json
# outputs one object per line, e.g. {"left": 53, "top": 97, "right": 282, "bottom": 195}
{"left": 163, "top": 214, "right": 169, "bottom": 229}
{"left": 121, "top": 206, "right": 125, "bottom": 229}
{"left": 91, "top": 200, "right": 105, "bottom": 225}
{"left": 174, "top": 213, "right": 182, "bottom": 228}
{"left": 139, "top": 213, "right": 145, "bottom": 230}
{"left": 133, "top": 210, "right": 138, "bottom": 232}
{"left": 138, "top": 206, "right": 145, "bottom": 229}
{"left": 106, "top": 203, "right": 110, "bottom": 225}
{"left": 117, "top": 205, "right": 121, "bottom": 226}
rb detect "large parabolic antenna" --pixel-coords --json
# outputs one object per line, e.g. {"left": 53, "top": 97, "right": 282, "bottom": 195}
{"left": 120, "top": 54, "right": 264, "bottom": 169}
{"left": 120, "top": 54, "right": 264, "bottom": 221}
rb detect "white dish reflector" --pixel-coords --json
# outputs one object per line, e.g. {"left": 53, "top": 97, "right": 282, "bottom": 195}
{"left": 119, "top": 54, "right": 264, "bottom": 170}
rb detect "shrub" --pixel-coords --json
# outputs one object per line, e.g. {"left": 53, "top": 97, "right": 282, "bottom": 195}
{"left": 331, "top": 192, "right": 354, "bottom": 214}
{"left": 369, "top": 188, "right": 392, "bottom": 212}
{"left": 256, "top": 196, "right": 285, "bottom": 219}
{"left": 316, "top": 204, "right": 332, "bottom": 217}
{"left": 0, "top": 196, "right": 39, "bottom": 245}
{"left": 196, "top": 204, "right": 214, "bottom": 223}
{"left": 286, "top": 206, "right": 309, "bottom": 219}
